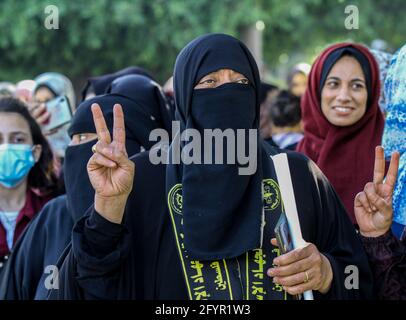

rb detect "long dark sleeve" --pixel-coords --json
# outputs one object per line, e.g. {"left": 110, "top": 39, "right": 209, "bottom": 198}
{"left": 48, "top": 208, "right": 132, "bottom": 300}
{"left": 0, "top": 196, "right": 72, "bottom": 300}
{"left": 0, "top": 215, "right": 45, "bottom": 300}
{"left": 361, "top": 231, "right": 406, "bottom": 299}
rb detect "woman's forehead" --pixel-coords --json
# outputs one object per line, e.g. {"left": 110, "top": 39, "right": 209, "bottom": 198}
{"left": 200, "top": 68, "right": 248, "bottom": 78}
{"left": 0, "top": 112, "right": 31, "bottom": 134}
{"left": 328, "top": 56, "right": 365, "bottom": 80}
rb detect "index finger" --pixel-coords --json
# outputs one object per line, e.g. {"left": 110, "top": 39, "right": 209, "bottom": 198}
{"left": 91, "top": 103, "right": 111, "bottom": 143}
{"left": 113, "top": 104, "right": 126, "bottom": 146}
{"left": 384, "top": 151, "right": 400, "bottom": 188}
{"left": 273, "top": 244, "right": 312, "bottom": 266}
{"left": 373, "top": 146, "right": 385, "bottom": 184}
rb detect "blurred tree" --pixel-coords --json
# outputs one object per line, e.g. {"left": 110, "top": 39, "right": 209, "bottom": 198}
{"left": 0, "top": 0, "right": 404, "bottom": 92}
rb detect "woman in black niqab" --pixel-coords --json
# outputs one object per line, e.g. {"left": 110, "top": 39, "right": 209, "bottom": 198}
{"left": 0, "top": 91, "right": 162, "bottom": 299}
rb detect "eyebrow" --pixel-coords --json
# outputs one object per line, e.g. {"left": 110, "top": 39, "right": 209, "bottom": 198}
{"left": 8, "top": 131, "right": 30, "bottom": 136}
{"left": 326, "top": 76, "right": 365, "bottom": 83}
{"left": 351, "top": 78, "right": 366, "bottom": 83}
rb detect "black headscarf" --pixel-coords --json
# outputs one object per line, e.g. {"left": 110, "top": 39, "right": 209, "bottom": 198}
{"left": 167, "top": 33, "right": 276, "bottom": 260}
{"left": 319, "top": 47, "right": 372, "bottom": 107}
{"left": 107, "top": 74, "right": 175, "bottom": 134}
{"left": 64, "top": 94, "right": 143, "bottom": 221}
{"left": 81, "top": 66, "right": 154, "bottom": 101}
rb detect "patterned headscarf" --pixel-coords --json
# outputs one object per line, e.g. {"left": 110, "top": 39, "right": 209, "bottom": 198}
{"left": 371, "top": 49, "right": 393, "bottom": 113}
{"left": 34, "top": 72, "right": 76, "bottom": 111}
{"left": 382, "top": 44, "right": 406, "bottom": 232}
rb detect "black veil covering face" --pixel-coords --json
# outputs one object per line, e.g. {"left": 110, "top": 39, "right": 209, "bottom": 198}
{"left": 167, "top": 33, "right": 267, "bottom": 260}
{"left": 173, "top": 34, "right": 260, "bottom": 129}
{"left": 107, "top": 74, "right": 175, "bottom": 136}
{"left": 65, "top": 94, "right": 144, "bottom": 222}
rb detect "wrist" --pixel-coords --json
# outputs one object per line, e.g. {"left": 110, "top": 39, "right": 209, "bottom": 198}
{"left": 318, "top": 254, "right": 333, "bottom": 294}
{"left": 94, "top": 194, "right": 128, "bottom": 224}
{"left": 359, "top": 227, "right": 390, "bottom": 238}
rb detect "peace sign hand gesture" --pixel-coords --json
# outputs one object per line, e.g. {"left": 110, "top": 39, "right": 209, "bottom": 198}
{"left": 88, "top": 103, "right": 135, "bottom": 224}
{"left": 354, "top": 146, "right": 400, "bottom": 238}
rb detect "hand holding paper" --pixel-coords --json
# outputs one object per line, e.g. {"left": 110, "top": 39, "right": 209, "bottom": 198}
{"left": 268, "top": 240, "right": 333, "bottom": 295}
{"left": 268, "top": 153, "right": 333, "bottom": 299}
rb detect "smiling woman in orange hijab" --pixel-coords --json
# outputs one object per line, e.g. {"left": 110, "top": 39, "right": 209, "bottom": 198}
{"left": 296, "top": 42, "right": 384, "bottom": 224}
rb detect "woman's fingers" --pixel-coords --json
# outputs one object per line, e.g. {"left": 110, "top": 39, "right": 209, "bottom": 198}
{"left": 274, "top": 265, "right": 320, "bottom": 289}
{"left": 91, "top": 103, "right": 128, "bottom": 158}
{"left": 113, "top": 104, "right": 126, "bottom": 148}
{"left": 268, "top": 254, "right": 315, "bottom": 278}
{"left": 30, "top": 104, "right": 50, "bottom": 124}
{"left": 36, "top": 111, "right": 51, "bottom": 124}
{"left": 354, "top": 191, "right": 373, "bottom": 213}
{"left": 364, "top": 182, "right": 389, "bottom": 213}
{"left": 89, "top": 152, "right": 117, "bottom": 169}
{"left": 373, "top": 146, "right": 385, "bottom": 185}
{"left": 283, "top": 278, "right": 315, "bottom": 296}
{"left": 31, "top": 103, "right": 46, "bottom": 118}
{"left": 271, "top": 238, "right": 278, "bottom": 247}
{"left": 385, "top": 151, "right": 400, "bottom": 189}
{"left": 273, "top": 269, "right": 311, "bottom": 287}
{"left": 92, "top": 140, "right": 128, "bottom": 165}
{"left": 92, "top": 103, "right": 112, "bottom": 144}
{"left": 273, "top": 243, "right": 313, "bottom": 266}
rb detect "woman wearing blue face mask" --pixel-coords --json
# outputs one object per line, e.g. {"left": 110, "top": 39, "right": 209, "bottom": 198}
{"left": 0, "top": 98, "right": 58, "bottom": 270}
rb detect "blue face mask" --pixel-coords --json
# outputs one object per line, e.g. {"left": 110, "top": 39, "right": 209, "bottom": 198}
{"left": 0, "top": 144, "right": 36, "bottom": 188}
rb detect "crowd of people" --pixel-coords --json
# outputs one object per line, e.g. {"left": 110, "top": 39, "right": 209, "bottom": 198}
{"left": 0, "top": 33, "right": 404, "bottom": 300}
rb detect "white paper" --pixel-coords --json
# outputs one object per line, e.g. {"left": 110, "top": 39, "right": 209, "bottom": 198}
{"left": 271, "top": 153, "right": 314, "bottom": 300}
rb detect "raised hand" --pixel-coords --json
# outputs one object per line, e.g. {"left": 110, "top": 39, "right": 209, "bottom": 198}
{"left": 354, "top": 146, "right": 400, "bottom": 237}
{"left": 28, "top": 102, "right": 51, "bottom": 126}
{"left": 87, "top": 103, "right": 135, "bottom": 224}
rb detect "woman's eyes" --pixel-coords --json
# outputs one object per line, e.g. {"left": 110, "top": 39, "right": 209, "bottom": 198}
{"left": 352, "top": 83, "right": 365, "bottom": 90}
{"left": 326, "top": 81, "right": 364, "bottom": 91}
{"left": 236, "top": 78, "right": 249, "bottom": 85}
{"left": 79, "top": 134, "right": 88, "bottom": 142}
{"left": 13, "top": 136, "right": 27, "bottom": 144}
{"left": 326, "top": 81, "right": 338, "bottom": 88}
{"left": 0, "top": 135, "right": 27, "bottom": 144}
{"left": 199, "top": 79, "right": 215, "bottom": 85}
{"left": 197, "top": 76, "right": 249, "bottom": 87}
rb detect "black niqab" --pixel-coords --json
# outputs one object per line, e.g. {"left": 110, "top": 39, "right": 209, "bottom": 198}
{"left": 167, "top": 34, "right": 269, "bottom": 260}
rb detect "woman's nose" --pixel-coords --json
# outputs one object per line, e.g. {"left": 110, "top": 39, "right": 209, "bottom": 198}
{"left": 336, "top": 87, "right": 352, "bottom": 103}
{"left": 217, "top": 73, "right": 233, "bottom": 87}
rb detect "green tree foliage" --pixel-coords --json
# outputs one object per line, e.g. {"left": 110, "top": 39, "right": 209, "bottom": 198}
{"left": 0, "top": 0, "right": 404, "bottom": 88}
